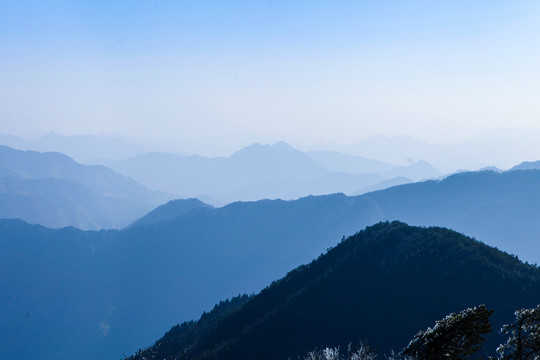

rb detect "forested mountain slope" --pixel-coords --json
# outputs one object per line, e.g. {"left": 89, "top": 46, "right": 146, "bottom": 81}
{"left": 3, "top": 170, "right": 540, "bottom": 359}
{"left": 129, "top": 222, "right": 540, "bottom": 360}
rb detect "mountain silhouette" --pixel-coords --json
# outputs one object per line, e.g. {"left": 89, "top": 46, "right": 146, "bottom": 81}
{"left": 127, "top": 198, "right": 213, "bottom": 228}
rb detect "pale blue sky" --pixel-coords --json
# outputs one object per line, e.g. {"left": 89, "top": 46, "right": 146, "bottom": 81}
{"left": 1, "top": 1, "right": 540, "bottom": 153}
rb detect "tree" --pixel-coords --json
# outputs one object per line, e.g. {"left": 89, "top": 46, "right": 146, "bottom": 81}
{"left": 303, "top": 343, "right": 377, "bottom": 360}
{"left": 497, "top": 304, "right": 540, "bottom": 360}
{"left": 402, "top": 305, "right": 493, "bottom": 360}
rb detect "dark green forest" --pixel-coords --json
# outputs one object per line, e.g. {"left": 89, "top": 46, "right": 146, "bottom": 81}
{"left": 128, "top": 222, "right": 540, "bottom": 360}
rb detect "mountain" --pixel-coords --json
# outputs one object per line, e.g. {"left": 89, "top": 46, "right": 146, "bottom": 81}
{"left": 352, "top": 176, "right": 413, "bottom": 195}
{"left": 128, "top": 294, "right": 253, "bottom": 360}
{"left": 320, "top": 133, "right": 540, "bottom": 172}
{"left": 0, "top": 194, "right": 383, "bottom": 360}
{"left": 91, "top": 142, "right": 438, "bottom": 204}
{"left": 0, "top": 145, "right": 169, "bottom": 203}
{"left": 322, "top": 134, "right": 440, "bottom": 166}
{"left": 92, "top": 142, "right": 328, "bottom": 199}
{"left": 361, "top": 170, "right": 540, "bottom": 261}
{"left": 0, "top": 145, "right": 175, "bottom": 229}
{"left": 306, "top": 150, "right": 396, "bottom": 174}
{"left": 127, "top": 198, "right": 213, "bottom": 228}
{"left": 510, "top": 160, "right": 540, "bottom": 171}
{"left": 4, "top": 169, "right": 540, "bottom": 359}
{"left": 0, "top": 177, "right": 153, "bottom": 229}
{"left": 129, "top": 222, "right": 540, "bottom": 360}
{"left": 0, "top": 132, "right": 147, "bottom": 162}
{"left": 227, "top": 142, "right": 327, "bottom": 183}
{"left": 0, "top": 133, "right": 28, "bottom": 150}
{"left": 381, "top": 160, "right": 442, "bottom": 180}
{"left": 218, "top": 172, "right": 386, "bottom": 203}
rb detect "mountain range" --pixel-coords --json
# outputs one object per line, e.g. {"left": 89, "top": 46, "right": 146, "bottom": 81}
{"left": 5, "top": 128, "right": 540, "bottom": 173}
{"left": 0, "top": 132, "right": 147, "bottom": 163}
{"left": 0, "top": 145, "right": 174, "bottom": 229}
{"left": 0, "top": 137, "right": 441, "bottom": 210}
{"left": 90, "top": 142, "right": 441, "bottom": 205}
{"left": 2, "top": 169, "right": 540, "bottom": 359}
{"left": 318, "top": 130, "right": 540, "bottom": 172}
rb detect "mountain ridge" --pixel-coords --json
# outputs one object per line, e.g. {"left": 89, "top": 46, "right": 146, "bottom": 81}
{"left": 4, "top": 169, "right": 540, "bottom": 359}
{"left": 127, "top": 198, "right": 213, "bottom": 229}
{"left": 89, "top": 141, "right": 439, "bottom": 204}
{"left": 0, "top": 145, "right": 176, "bottom": 229}
{"left": 128, "top": 222, "right": 540, "bottom": 360}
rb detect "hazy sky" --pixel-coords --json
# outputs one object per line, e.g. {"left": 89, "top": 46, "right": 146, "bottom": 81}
{"left": 1, "top": 1, "right": 540, "bottom": 153}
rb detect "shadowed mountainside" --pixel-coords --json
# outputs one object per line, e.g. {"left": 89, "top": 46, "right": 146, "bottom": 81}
{"left": 3, "top": 170, "right": 540, "bottom": 359}
{"left": 129, "top": 222, "right": 540, "bottom": 360}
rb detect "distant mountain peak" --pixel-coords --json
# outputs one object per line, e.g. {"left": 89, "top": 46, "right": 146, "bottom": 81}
{"left": 271, "top": 141, "right": 295, "bottom": 151}
{"left": 510, "top": 160, "right": 540, "bottom": 171}
{"left": 126, "top": 198, "right": 213, "bottom": 229}
{"left": 407, "top": 160, "right": 435, "bottom": 168}
{"left": 41, "top": 131, "right": 64, "bottom": 139}
{"left": 231, "top": 141, "right": 302, "bottom": 158}
{"left": 236, "top": 141, "right": 296, "bottom": 153}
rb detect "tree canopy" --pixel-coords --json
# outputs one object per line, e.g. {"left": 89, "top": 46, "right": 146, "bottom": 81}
{"left": 497, "top": 305, "right": 540, "bottom": 360}
{"left": 402, "top": 305, "right": 493, "bottom": 360}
